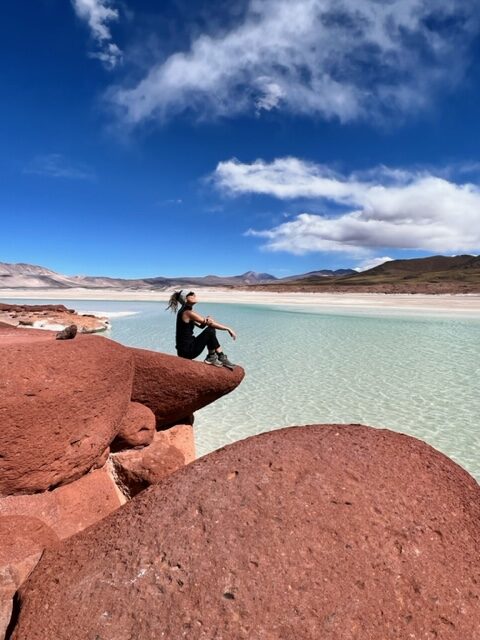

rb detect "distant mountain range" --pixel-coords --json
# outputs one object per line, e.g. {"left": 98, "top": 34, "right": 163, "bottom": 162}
{"left": 285, "top": 255, "right": 480, "bottom": 285}
{"left": 0, "top": 262, "right": 356, "bottom": 290}
{"left": 1, "top": 256, "right": 479, "bottom": 292}
{"left": 248, "top": 255, "right": 480, "bottom": 293}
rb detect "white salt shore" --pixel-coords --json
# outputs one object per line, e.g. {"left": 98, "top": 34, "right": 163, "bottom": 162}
{"left": 1, "top": 287, "right": 480, "bottom": 317}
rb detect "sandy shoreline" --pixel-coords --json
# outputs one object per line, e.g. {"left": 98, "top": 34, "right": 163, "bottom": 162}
{"left": 1, "top": 287, "right": 480, "bottom": 317}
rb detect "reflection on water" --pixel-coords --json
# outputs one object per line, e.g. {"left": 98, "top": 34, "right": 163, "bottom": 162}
{"left": 9, "top": 298, "right": 480, "bottom": 481}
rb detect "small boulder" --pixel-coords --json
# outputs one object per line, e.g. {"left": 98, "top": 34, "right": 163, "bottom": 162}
{"left": 55, "top": 324, "right": 77, "bottom": 340}
{"left": 111, "top": 425, "right": 195, "bottom": 496}
{"left": 113, "top": 402, "right": 156, "bottom": 450}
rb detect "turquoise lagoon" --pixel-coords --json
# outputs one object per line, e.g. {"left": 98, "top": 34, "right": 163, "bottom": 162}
{"left": 11, "top": 298, "right": 480, "bottom": 481}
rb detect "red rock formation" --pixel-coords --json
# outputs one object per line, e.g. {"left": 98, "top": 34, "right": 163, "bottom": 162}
{"left": 113, "top": 401, "right": 156, "bottom": 449}
{"left": 0, "top": 516, "right": 58, "bottom": 639}
{"left": 0, "top": 466, "right": 126, "bottom": 540}
{"left": 0, "top": 304, "right": 74, "bottom": 313}
{"left": 111, "top": 425, "right": 195, "bottom": 496}
{"left": 0, "top": 325, "right": 52, "bottom": 344}
{"left": 167, "top": 423, "right": 195, "bottom": 463}
{"left": 131, "top": 347, "right": 245, "bottom": 427}
{"left": 92, "top": 446, "right": 111, "bottom": 470}
{"left": 0, "top": 329, "right": 134, "bottom": 494}
{"left": 0, "top": 323, "right": 245, "bottom": 637}
{"left": 0, "top": 465, "right": 126, "bottom": 637}
{"left": 11, "top": 425, "right": 480, "bottom": 640}
{"left": 0, "top": 303, "right": 108, "bottom": 333}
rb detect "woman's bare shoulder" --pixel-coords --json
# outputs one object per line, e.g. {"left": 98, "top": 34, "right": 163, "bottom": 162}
{"left": 182, "top": 308, "right": 202, "bottom": 322}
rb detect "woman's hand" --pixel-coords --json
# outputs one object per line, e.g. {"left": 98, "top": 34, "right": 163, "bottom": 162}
{"left": 228, "top": 328, "right": 237, "bottom": 340}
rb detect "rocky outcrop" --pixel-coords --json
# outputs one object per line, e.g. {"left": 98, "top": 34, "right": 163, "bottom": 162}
{"left": 12, "top": 425, "right": 480, "bottom": 640}
{"left": 0, "top": 516, "right": 59, "bottom": 640}
{"left": 113, "top": 401, "right": 156, "bottom": 450}
{"left": 0, "top": 303, "right": 109, "bottom": 333}
{"left": 0, "top": 466, "right": 126, "bottom": 540}
{"left": 0, "top": 304, "right": 75, "bottom": 314}
{"left": 0, "top": 322, "right": 245, "bottom": 638}
{"left": 131, "top": 347, "right": 245, "bottom": 427}
{"left": 111, "top": 425, "right": 195, "bottom": 496}
{"left": 0, "top": 463, "right": 125, "bottom": 638}
{"left": 0, "top": 330, "right": 134, "bottom": 494}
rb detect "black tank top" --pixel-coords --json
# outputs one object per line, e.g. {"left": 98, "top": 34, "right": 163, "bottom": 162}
{"left": 176, "top": 304, "right": 194, "bottom": 353}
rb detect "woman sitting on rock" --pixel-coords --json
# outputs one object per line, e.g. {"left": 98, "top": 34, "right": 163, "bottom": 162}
{"left": 166, "top": 290, "right": 236, "bottom": 368}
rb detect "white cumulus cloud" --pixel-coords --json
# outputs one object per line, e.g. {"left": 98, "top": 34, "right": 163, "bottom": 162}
{"left": 110, "top": 0, "right": 479, "bottom": 124}
{"left": 213, "top": 157, "right": 480, "bottom": 256}
{"left": 72, "top": 0, "right": 122, "bottom": 69}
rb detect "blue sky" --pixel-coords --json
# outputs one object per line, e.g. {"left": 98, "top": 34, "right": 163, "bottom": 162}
{"left": 1, "top": 0, "right": 480, "bottom": 278}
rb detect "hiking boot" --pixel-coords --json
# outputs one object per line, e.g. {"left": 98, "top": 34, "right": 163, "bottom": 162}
{"left": 204, "top": 353, "right": 223, "bottom": 367}
{"left": 217, "top": 353, "right": 235, "bottom": 369}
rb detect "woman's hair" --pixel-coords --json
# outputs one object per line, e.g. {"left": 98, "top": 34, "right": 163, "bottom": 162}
{"left": 166, "top": 291, "right": 183, "bottom": 313}
{"left": 166, "top": 290, "right": 194, "bottom": 313}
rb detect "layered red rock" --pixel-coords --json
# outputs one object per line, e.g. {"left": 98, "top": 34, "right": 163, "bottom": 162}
{"left": 131, "top": 347, "right": 244, "bottom": 427}
{"left": 111, "top": 425, "right": 195, "bottom": 496}
{"left": 113, "top": 401, "right": 156, "bottom": 449}
{"left": 12, "top": 425, "right": 480, "bottom": 639}
{"left": 0, "top": 466, "right": 126, "bottom": 540}
{"left": 0, "top": 463, "right": 126, "bottom": 636}
{"left": 0, "top": 328, "right": 134, "bottom": 494}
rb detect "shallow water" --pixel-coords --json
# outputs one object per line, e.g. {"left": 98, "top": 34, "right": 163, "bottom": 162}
{"left": 8, "top": 298, "right": 480, "bottom": 481}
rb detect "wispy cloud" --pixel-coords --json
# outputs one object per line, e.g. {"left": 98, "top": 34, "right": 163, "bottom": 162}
{"left": 156, "top": 198, "right": 183, "bottom": 206}
{"left": 213, "top": 157, "right": 480, "bottom": 255}
{"left": 110, "top": 0, "right": 479, "bottom": 125}
{"left": 24, "top": 154, "right": 94, "bottom": 180}
{"left": 72, "top": 0, "right": 122, "bottom": 69}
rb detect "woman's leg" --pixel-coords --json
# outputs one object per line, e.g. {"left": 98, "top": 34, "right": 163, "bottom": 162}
{"left": 190, "top": 327, "right": 220, "bottom": 359}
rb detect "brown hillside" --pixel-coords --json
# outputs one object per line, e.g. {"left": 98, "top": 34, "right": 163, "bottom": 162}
{"left": 243, "top": 255, "right": 480, "bottom": 293}
{"left": 358, "top": 255, "right": 480, "bottom": 277}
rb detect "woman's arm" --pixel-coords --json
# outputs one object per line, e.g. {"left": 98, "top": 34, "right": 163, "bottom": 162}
{"left": 205, "top": 316, "right": 237, "bottom": 340}
{"left": 183, "top": 309, "right": 208, "bottom": 327}
{"left": 184, "top": 310, "right": 236, "bottom": 340}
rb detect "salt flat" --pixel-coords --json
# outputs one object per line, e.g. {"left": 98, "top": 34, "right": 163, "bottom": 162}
{"left": 1, "top": 287, "right": 480, "bottom": 317}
